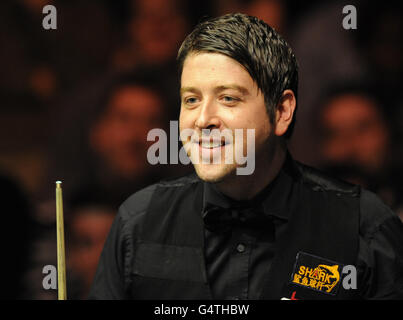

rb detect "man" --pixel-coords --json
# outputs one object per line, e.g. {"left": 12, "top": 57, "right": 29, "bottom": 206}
{"left": 89, "top": 13, "right": 403, "bottom": 300}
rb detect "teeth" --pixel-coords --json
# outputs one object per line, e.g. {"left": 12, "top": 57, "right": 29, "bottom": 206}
{"left": 201, "top": 141, "right": 222, "bottom": 148}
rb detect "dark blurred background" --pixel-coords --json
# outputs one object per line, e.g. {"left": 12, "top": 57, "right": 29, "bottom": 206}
{"left": 0, "top": 0, "right": 401, "bottom": 299}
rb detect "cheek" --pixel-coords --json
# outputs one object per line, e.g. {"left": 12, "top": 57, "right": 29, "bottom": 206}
{"left": 179, "top": 113, "right": 192, "bottom": 145}
{"left": 178, "top": 113, "right": 185, "bottom": 131}
{"left": 252, "top": 114, "right": 272, "bottom": 143}
{"left": 179, "top": 110, "right": 195, "bottom": 133}
{"left": 233, "top": 117, "right": 271, "bottom": 157}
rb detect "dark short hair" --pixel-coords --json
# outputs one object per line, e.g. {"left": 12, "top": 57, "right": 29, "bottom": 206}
{"left": 177, "top": 13, "right": 299, "bottom": 138}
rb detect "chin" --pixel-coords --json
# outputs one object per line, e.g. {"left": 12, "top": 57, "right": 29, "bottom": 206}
{"left": 193, "top": 162, "right": 237, "bottom": 183}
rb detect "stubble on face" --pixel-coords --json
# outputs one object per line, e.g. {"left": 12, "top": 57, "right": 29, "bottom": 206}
{"left": 179, "top": 52, "right": 273, "bottom": 185}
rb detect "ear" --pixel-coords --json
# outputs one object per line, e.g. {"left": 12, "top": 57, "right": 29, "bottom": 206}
{"left": 274, "top": 89, "right": 296, "bottom": 137}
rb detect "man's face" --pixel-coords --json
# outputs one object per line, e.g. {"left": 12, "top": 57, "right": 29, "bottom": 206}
{"left": 90, "top": 85, "right": 163, "bottom": 178}
{"left": 320, "top": 94, "right": 389, "bottom": 173}
{"left": 179, "top": 52, "right": 273, "bottom": 182}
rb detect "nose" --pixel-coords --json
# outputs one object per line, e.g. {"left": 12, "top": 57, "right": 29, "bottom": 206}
{"left": 194, "top": 99, "right": 222, "bottom": 130}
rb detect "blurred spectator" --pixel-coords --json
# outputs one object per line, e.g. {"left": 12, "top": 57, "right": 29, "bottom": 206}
{"left": 213, "top": 0, "right": 287, "bottom": 35}
{"left": 316, "top": 84, "right": 403, "bottom": 215}
{"left": 109, "top": 0, "right": 192, "bottom": 120}
{"left": 47, "top": 70, "right": 174, "bottom": 209}
{"left": 112, "top": 0, "right": 190, "bottom": 72}
{"left": 287, "top": 0, "right": 369, "bottom": 166}
{"left": 319, "top": 87, "right": 389, "bottom": 176}
{"left": 89, "top": 79, "right": 164, "bottom": 180}
{"left": 65, "top": 198, "right": 115, "bottom": 299}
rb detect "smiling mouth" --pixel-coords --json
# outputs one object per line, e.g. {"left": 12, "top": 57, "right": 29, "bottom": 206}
{"left": 192, "top": 138, "right": 229, "bottom": 149}
{"left": 199, "top": 140, "right": 225, "bottom": 148}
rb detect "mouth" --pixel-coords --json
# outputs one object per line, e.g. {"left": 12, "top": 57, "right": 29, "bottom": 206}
{"left": 184, "top": 132, "right": 237, "bottom": 166}
{"left": 200, "top": 140, "right": 226, "bottom": 149}
{"left": 193, "top": 138, "right": 229, "bottom": 149}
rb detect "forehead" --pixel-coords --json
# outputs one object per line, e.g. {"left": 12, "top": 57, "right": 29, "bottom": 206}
{"left": 181, "top": 52, "right": 257, "bottom": 89}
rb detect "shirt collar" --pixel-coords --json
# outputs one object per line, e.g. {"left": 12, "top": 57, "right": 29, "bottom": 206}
{"left": 202, "top": 152, "right": 300, "bottom": 221}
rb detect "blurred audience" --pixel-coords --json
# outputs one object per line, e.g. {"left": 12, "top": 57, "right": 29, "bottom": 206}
{"left": 287, "top": 0, "right": 369, "bottom": 166}
{"left": 316, "top": 84, "right": 403, "bottom": 216}
{"left": 46, "top": 70, "right": 176, "bottom": 214}
{"left": 112, "top": 0, "right": 190, "bottom": 72}
{"left": 109, "top": 0, "right": 192, "bottom": 122}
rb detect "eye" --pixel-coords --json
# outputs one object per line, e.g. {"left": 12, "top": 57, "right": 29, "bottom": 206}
{"left": 220, "top": 95, "right": 240, "bottom": 105}
{"left": 182, "top": 95, "right": 200, "bottom": 107}
{"left": 185, "top": 97, "right": 198, "bottom": 104}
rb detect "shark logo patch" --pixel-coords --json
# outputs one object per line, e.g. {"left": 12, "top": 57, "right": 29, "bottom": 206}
{"left": 289, "top": 252, "right": 343, "bottom": 295}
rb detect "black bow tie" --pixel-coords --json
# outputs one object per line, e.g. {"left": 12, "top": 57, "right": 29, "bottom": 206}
{"left": 203, "top": 203, "right": 270, "bottom": 233}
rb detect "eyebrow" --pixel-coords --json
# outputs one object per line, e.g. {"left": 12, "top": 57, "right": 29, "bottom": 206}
{"left": 180, "top": 86, "right": 200, "bottom": 96}
{"left": 214, "top": 85, "right": 250, "bottom": 96}
{"left": 180, "top": 84, "right": 250, "bottom": 96}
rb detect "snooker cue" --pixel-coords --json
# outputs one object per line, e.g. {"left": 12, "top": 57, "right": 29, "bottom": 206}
{"left": 56, "top": 181, "right": 67, "bottom": 300}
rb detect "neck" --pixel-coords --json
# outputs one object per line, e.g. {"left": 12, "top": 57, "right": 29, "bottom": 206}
{"left": 216, "top": 139, "right": 287, "bottom": 201}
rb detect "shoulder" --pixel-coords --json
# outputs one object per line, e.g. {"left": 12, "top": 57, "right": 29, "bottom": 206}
{"left": 294, "top": 160, "right": 360, "bottom": 196}
{"left": 356, "top": 190, "right": 403, "bottom": 299}
{"left": 359, "top": 189, "right": 401, "bottom": 240}
{"left": 119, "top": 172, "right": 200, "bottom": 221}
{"left": 295, "top": 160, "right": 401, "bottom": 237}
{"left": 295, "top": 161, "right": 399, "bottom": 225}
{"left": 294, "top": 160, "right": 403, "bottom": 241}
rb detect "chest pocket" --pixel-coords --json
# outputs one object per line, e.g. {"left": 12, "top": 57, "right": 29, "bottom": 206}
{"left": 130, "top": 241, "right": 211, "bottom": 299}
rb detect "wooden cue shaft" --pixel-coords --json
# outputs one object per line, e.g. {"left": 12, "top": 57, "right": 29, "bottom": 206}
{"left": 56, "top": 181, "right": 67, "bottom": 300}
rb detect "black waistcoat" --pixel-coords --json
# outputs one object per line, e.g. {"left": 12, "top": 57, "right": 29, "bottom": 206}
{"left": 129, "top": 162, "right": 360, "bottom": 300}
